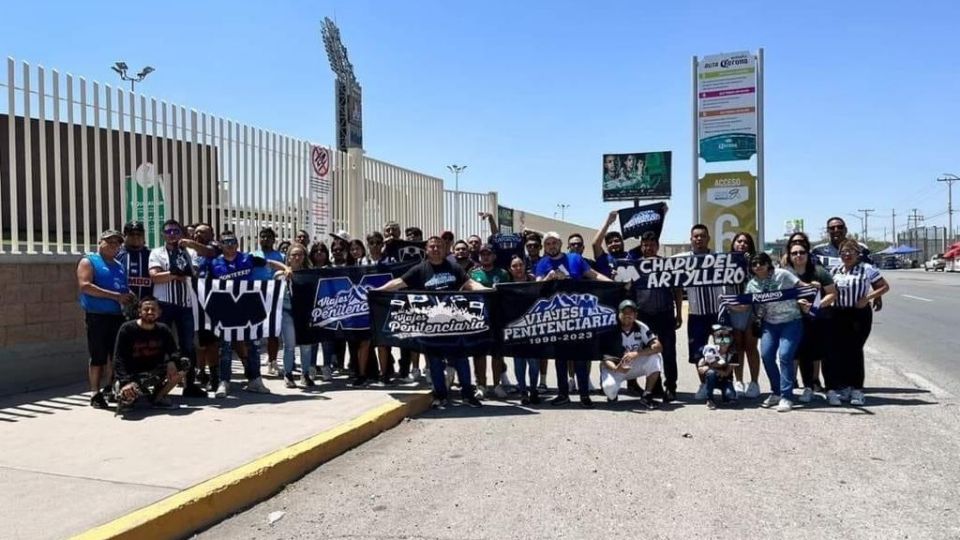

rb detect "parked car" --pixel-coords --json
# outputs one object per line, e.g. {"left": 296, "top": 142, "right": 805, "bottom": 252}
{"left": 881, "top": 256, "right": 902, "bottom": 270}
{"left": 924, "top": 254, "right": 946, "bottom": 272}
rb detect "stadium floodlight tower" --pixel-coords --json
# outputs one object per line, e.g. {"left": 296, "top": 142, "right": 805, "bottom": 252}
{"left": 321, "top": 17, "right": 363, "bottom": 152}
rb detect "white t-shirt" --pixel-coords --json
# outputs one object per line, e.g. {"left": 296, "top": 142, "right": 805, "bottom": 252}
{"left": 148, "top": 246, "right": 195, "bottom": 307}
{"left": 621, "top": 320, "right": 657, "bottom": 353}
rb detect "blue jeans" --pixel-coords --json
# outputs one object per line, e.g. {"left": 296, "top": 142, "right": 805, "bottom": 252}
{"left": 513, "top": 358, "right": 540, "bottom": 393}
{"left": 427, "top": 355, "right": 472, "bottom": 400}
{"left": 556, "top": 359, "right": 589, "bottom": 397}
{"left": 219, "top": 340, "right": 261, "bottom": 383}
{"left": 760, "top": 318, "right": 803, "bottom": 399}
{"left": 281, "top": 308, "right": 313, "bottom": 375}
{"left": 687, "top": 313, "right": 717, "bottom": 363}
{"left": 704, "top": 369, "right": 735, "bottom": 401}
{"left": 159, "top": 302, "right": 195, "bottom": 361}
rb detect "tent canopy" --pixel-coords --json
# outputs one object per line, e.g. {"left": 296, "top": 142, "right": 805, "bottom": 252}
{"left": 877, "top": 245, "right": 922, "bottom": 255}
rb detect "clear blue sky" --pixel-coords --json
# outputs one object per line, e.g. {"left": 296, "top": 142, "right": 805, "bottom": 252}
{"left": 2, "top": 0, "right": 958, "bottom": 244}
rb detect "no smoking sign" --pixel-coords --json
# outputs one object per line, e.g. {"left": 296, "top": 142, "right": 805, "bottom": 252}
{"left": 311, "top": 146, "right": 330, "bottom": 178}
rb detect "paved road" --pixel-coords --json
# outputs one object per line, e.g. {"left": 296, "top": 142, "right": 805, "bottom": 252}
{"left": 866, "top": 269, "right": 960, "bottom": 397}
{"left": 201, "top": 310, "right": 960, "bottom": 539}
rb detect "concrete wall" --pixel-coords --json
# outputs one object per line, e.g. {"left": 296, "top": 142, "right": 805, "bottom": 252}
{"left": 0, "top": 256, "right": 87, "bottom": 396}
{"left": 514, "top": 211, "right": 598, "bottom": 248}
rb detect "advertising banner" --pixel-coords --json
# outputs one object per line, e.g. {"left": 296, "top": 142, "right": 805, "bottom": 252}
{"left": 602, "top": 151, "right": 672, "bottom": 201}
{"left": 698, "top": 172, "right": 758, "bottom": 252}
{"left": 697, "top": 51, "right": 758, "bottom": 162}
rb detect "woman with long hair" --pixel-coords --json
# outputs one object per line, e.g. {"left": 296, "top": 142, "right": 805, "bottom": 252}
{"left": 826, "top": 239, "right": 890, "bottom": 406}
{"left": 309, "top": 241, "right": 330, "bottom": 269}
{"left": 726, "top": 232, "right": 762, "bottom": 399}
{"left": 277, "top": 244, "right": 316, "bottom": 388}
{"left": 781, "top": 232, "right": 837, "bottom": 403}
{"left": 350, "top": 239, "right": 373, "bottom": 266}
{"left": 508, "top": 255, "right": 541, "bottom": 405}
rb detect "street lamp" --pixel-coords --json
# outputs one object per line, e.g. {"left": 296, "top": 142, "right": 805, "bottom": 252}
{"left": 111, "top": 61, "right": 155, "bottom": 92}
{"left": 447, "top": 164, "right": 467, "bottom": 236}
{"left": 556, "top": 203, "right": 570, "bottom": 221}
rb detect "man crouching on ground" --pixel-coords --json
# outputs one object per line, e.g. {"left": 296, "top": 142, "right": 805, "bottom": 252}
{"left": 113, "top": 296, "right": 187, "bottom": 413}
{"left": 600, "top": 300, "right": 663, "bottom": 409}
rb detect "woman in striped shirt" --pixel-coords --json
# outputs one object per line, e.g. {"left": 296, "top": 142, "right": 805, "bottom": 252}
{"left": 827, "top": 239, "right": 890, "bottom": 406}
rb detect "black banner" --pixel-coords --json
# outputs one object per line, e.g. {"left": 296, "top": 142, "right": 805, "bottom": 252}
{"left": 496, "top": 281, "right": 624, "bottom": 360}
{"left": 719, "top": 285, "right": 817, "bottom": 306}
{"left": 368, "top": 290, "right": 495, "bottom": 354}
{"left": 617, "top": 202, "right": 667, "bottom": 240}
{"left": 291, "top": 262, "right": 414, "bottom": 344}
{"left": 383, "top": 239, "right": 427, "bottom": 262}
{"left": 614, "top": 252, "right": 748, "bottom": 289}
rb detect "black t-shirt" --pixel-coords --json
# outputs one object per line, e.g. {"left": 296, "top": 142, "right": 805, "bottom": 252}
{"left": 401, "top": 259, "right": 468, "bottom": 291}
{"left": 113, "top": 321, "right": 178, "bottom": 384}
{"left": 488, "top": 233, "right": 524, "bottom": 271}
{"left": 383, "top": 239, "right": 427, "bottom": 263}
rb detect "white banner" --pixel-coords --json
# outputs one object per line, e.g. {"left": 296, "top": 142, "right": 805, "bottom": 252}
{"left": 309, "top": 145, "right": 333, "bottom": 240}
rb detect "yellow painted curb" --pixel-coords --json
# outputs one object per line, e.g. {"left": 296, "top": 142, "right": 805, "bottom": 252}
{"left": 72, "top": 392, "right": 433, "bottom": 540}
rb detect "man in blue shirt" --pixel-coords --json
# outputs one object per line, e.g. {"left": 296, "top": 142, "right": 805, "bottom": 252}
{"left": 591, "top": 210, "right": 634, "bottom": 278}
{"left": 535, "top": 231, "right": 612, "bottom": 408}
{"left": 211, "top": 230, "right": 290, "bottom": 398}
{"left": 252, "top": 227, "right": 285, "bottom": 375}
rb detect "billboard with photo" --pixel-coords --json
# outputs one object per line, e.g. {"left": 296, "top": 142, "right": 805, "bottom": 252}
{"left": 601, "top": 151, "right": 671, "bottom": 201}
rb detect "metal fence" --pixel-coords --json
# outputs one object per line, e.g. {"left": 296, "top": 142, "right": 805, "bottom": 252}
{"left": 444, "top": 189, "right": 497, "bottom": 239}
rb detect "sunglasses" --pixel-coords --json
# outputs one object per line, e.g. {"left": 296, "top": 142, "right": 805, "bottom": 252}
{"left": 828, "top": 225, "right": 845, "bottom": 231}
{"left": 790, "top": 250, "right": 807, "bottom": 256}
{"left": 222, "top": 238, "right": 238, "bottom": 246}
{"left": 568, "top": 242, "right": 583, "bottom": 247}
{"left": 163, "top": 228, "right": 182, "bottom": 235}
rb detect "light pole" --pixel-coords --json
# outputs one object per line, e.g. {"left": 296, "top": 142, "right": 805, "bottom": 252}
{"left": 447, "top": 164, "right": 467, "bottom": 236}
{"left": 938, "top": 173, "right": 958, "bottom": 245}
{"left": 556, "top": 203, "right": 570, "bottom": 221}
{"left": 111, "top": 62, "right": 155, "bottom": 92}
{"left": 846, "top": 213, "right": 865, "bottom": 240}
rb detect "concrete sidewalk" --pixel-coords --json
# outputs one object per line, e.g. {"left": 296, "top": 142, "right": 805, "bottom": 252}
{"left": 0, "top": 359, "right": 432, "bottom": 540}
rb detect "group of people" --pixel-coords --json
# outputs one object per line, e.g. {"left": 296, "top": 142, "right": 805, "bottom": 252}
{"left": 76, "top": 210, "right": 888, "bottom": 415}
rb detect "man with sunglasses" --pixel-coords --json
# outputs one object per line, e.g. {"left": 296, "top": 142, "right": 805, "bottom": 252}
{"left": 813, "top": 217, "right": 880, "bottom": 311}
{"left": 591, "top": 210, "right": 634, "bottom": 278}
{"left": 210, "top": 230, "right": 291, "bottom": 397}
{"left": 149, "top": 219, "right": 207, "bottom": 398}
{"left": 567, "top": 233, "right": 596, "bottom": 269}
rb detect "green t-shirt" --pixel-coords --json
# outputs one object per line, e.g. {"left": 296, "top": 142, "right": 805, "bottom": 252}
{"left": 745, "top": 268, "right": 803, "bottom": 324}
{"left": 469, "top": 266, "right": 510, "bottom": 288}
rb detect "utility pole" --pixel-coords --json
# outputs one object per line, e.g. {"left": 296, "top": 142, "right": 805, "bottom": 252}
{"left": 857, "top": 209, "right": 875, "bottom": 242}
{"left": 938, "top": 173, "right": 958, "bottom": 244}
{"left": 891, "top": 209, "right": 896, "bottom": 244}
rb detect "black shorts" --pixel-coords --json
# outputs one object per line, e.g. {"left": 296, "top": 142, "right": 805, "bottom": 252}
{"left": 85, "top": 312, "right": 125, "bottom": 367}
{"left": 197, "top": 329, "right": 219, "bottom": 347}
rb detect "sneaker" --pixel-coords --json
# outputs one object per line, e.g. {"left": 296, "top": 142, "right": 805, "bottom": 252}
{"left": 840, "top": 387, "right": 852, "bottom": 402}
{"left": 550, "top": 395, "right": 571, "bottom": 406}
{"left": 307, "top": 366, "right": 317, "bottom": 379}
{"left": 411, "top": 368, "right": 423, "bottom": 381}
{"left": 639, "top": 394, "right": 658, "bottom": 410}
{"left": 493, "top": 384, "right": 508, "bottom": 399}
{"left": 351, "top": 376, "right": 368, "bottom": 387}
{"left": 537, "top": 381, "right": 548, "bottom": 393}
{"left": 761, "top": 394, "right": 780, "bottom": 408}
{"left": 733, "top": 381, "right": 745, "bottom": 397}
{"left": 445, "top": 367, "right": 456, "bottom": 389}
{"left": 465, "top": 396, "right": 483, "bottom": 408}
{"left": 580, "top": 395, "right": 594, "bottom": 409}
{"left": 694, "top": 384, "right": 708, "bottom": 401}
{"left": 182, "top": 384, "right": 208, "bottom": 398}
{"left": 799, "top": 387, "right": 814, "bottom": 403}
{"left": 320, "top": 366, "right": 333, "bottom": 382}
{"left": 529, "top": 390, "right": 542, "bottom": 405}
{"left": 215, "top": 381, "right": 230, "bottom": 398}
{"left": 245, "top": 378, "right": 271, "bottom": 394}
{"left": 396, "top": 373, "right": 415, "bottom": 384}
{"left": 850, "top": 390, "right": 865, "bottom": 406}
{"left": 520, "top": 391, "right": 531, "bottom": 405}
{"left": 284, "top": 373, "right": 297, "bottom": 389}
{"left": 430, "top": 398, "right": 449, "bottom": 410}
{"left": 151, "top": 397, "right": 176, "bottom": 410}
{"left": 198, "top": 370, "right": 210, "bottom": 387}
{"left": 267, "top": 361, "right": 279, "bottom": 376}
{"left": 663, "top": 389, "right": 676, "bottom": 403}
{"left": 103, "top": 387, "right": 118, "bottom": 403}
{"left": 90, "top": 392, "right": 109, "bottom": 409}
{"left": 379, "top": 375, "right": 395, "bottom": 387}
{"left": 607, "top": 394, "right": 619, "bottom": 403}
{"left": 745, "top": 381, "right": 761, "bottom": 399}
{"left": 827, "top": 390, "right": 842, "bottom": 406}
{"left": 706, "top": 399, "right": 717, "bottom": 410}
{"left": 776, "top": 398, "right": 793, "bottom": 412}
{"left": 473, "top": 386, "right": 485, "bottom": 401}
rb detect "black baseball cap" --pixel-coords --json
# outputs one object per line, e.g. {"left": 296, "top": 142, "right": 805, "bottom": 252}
{"left": 123, "top": 221, "right": 145, "bottom": 235}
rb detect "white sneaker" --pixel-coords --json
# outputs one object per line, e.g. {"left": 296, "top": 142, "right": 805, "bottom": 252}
{"left": 215, "top": 381, "right": 229, "bottom": 398}
{"left": 245, "top": 377, "right": 271, "bottom": 394}
{"left": 445, "top": 367, "right": 456, "bottom": 389}
{"left": 850, "top": 390, "right": 865, "bottom": 406}
{"left": 745, "top": 381, "right": 761, "bottom": 399}
{"left": 777, "top": 398, "right": 793, "bottom": 412}
{"left": 267, "top": 361, "right": 279, "bottom": 376}
{"left": 694, "top": 383, "right": 708, "bottom": 401}
{"left": 473, "top": 386, "right": 485, "bottom": 401}
{"left": 411, "top": 368, "right": 423, "bottom": 381}
{"left": 799, "top": 387, "right": 814, "bottom": 403}
{"left": 761, "top": 394, "right": 780, "bottom": 408}
{"left": 827, "top": 390, "right": 842, "bottom": 406}
{"left": 493, "top": 384, "right": 508, "bottom": 399}
{"left": 320, "top": 366, "right": 333, "bottom": 382}
{"left": 733, "top": 381, "right": 745, "bottom": 397}
{"left": 840, "top": 387, "right": 852, "bottom": 402}
{"left": 569, "top": 377, "right": 578, "bottom": 393}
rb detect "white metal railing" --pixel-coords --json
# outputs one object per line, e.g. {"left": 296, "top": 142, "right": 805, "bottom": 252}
{"left": 444, "top": 189, "right": 497, "bottom": 239}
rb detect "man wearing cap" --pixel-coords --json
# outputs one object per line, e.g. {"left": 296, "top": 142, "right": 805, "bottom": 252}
{"left": 592, "top": 210, "right": 635, "bottom": 278}
{"left": 469, "top": 244, "right": 511, "bottom": 398}
{"left": 600, "top": 299, "right": 663, "bottom": 408}
{"left": 440, "top": 231, "right": 455, "bottom": 255}
{"left": 149, "top": 219, "right": 207, "bottom": 398}
{"left": 536, "top": 231, "right": 612, "bottom": 408}
{"left": 77, "top": 229, "right": 136, "bottom": 408}
{"left": 116, "top": 221, "right": 154, "bottom": 312}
